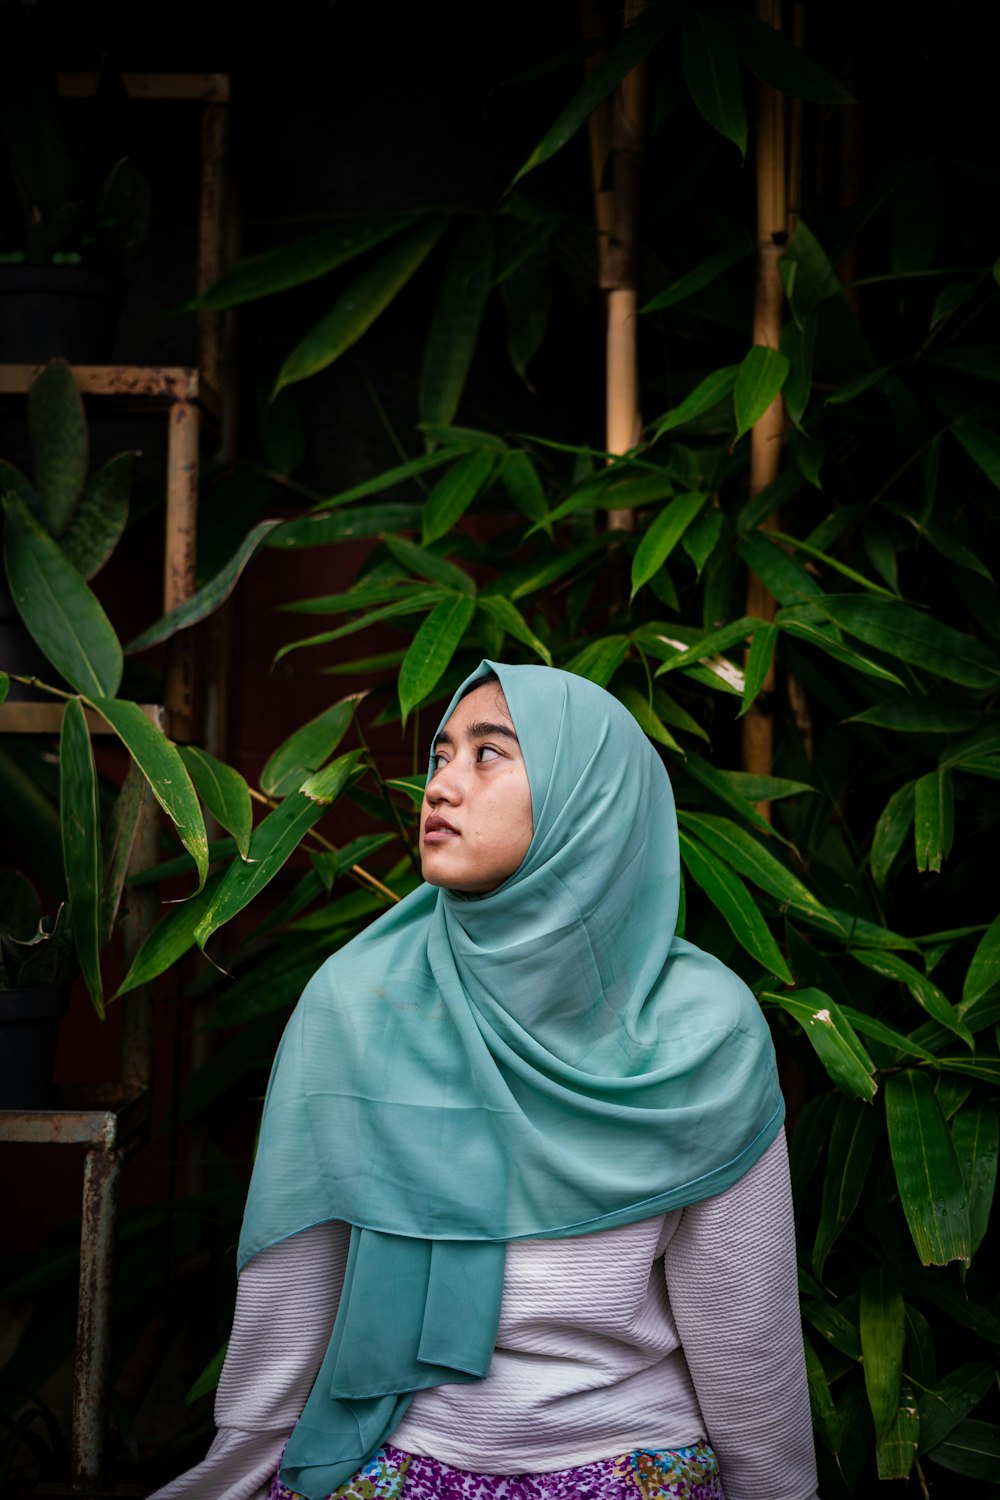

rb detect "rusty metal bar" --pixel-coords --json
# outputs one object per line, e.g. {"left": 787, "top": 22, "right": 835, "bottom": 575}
{"left": 72, "top": 1147, "right": 123, "bottom": 1485}
{"left": 163, "top": 401, "right": 200, "bottom": 743}
{"left": 58, "top": 72, "right": 231, "bottom": 102}
{"left": 0, "top": 365, "right": 201, "bottom": 401}
{"left": 0, "top": 1087, "right": 150, "bottom": 1148}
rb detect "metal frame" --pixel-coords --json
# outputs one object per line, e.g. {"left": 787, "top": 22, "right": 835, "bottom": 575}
{"left": 0, "top": 73, "right": 232, "bottom": 1490}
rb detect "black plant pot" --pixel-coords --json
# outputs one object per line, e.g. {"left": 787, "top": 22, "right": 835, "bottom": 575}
{"left": 0, "top": 985, "right": 70, "bottom": 1109}
{"left": 0, "top": 264, "right": 125, "bottom": 365}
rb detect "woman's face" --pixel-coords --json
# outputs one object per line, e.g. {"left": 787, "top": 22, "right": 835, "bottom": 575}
{"left": 420, "top": 682, "right": 533, "bottom": 893}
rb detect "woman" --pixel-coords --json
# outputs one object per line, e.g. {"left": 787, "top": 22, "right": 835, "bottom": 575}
{"left": 155, "top": 662, "right": 818, "bottom": 1500}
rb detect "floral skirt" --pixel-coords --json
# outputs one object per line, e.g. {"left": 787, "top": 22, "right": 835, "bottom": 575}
{"left": 269, "top": 1439, "right": 723, "bottom": 1500}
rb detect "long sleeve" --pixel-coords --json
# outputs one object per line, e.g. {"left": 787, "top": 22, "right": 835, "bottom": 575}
{"left": 663, "top": 1128, "right": 819, "bottom": 1500}
{"left": 150, "top": 1221, "right": 350, "bottom": 1500}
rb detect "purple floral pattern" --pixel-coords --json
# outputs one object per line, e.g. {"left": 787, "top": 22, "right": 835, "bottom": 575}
{"left": 269, "top": 1440, "right": 723, "bottom": 1500}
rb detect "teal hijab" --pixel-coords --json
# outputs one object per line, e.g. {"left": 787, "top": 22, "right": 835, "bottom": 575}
{"left": 239, "top": 661, "right": 784, "bottom": 1499}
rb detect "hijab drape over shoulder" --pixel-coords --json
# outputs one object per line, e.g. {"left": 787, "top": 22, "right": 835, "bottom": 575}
{"left": 239, "top": 662, "right": 784, "bottom": 1499}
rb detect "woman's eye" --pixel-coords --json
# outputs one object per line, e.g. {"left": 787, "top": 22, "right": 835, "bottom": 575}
{"left": 429, "top": 752, "right": 447, "bottom": 772}
{"left": 477, "top": 745, "right": 501, "bottom": 762}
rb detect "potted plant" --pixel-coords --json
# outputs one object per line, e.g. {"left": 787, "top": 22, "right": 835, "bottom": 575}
{"left": 0, "top": 3, "right": 151, "bottom": 363}
{"left": 0, "top": 869, "right": 74, "bottom": 1109}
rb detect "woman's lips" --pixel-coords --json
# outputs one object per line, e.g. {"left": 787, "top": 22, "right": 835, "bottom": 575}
{"left": 424, "top": 816, "right": 459, "bottom": 841}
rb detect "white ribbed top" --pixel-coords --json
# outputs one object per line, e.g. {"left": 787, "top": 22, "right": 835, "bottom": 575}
{"left": 150, "top": 1130, "right": 819, "bottom": 1500}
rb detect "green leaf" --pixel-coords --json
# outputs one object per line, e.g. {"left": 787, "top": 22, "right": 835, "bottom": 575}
{"left": 914, "top": 767, "right": 955, "bottom": 874}
{"left": 2, "top": 492, "right": 123, "bottom": 697}
{"left": 500, "top": 452, "right": 550, "bottom": 531}
{"left": 713, "top": 770, "right": 816, "bottom": 803}
{"left": 616, "top": 684, "right": 682, "bottom": 752}
{"left": 194, "top": 751, "right": 364, "bottom": 948}
{"left": 184, "top": 1341, "right": 228, "bottom": 1404}
{"left": 60, "top": 698, "right": 103, "bottom": 1016}
{"left": 0, "top": 671, "right": 8, "bottom": 706}
{"left": 779, "top": 220, "right": 848, "bottom": 324}
{"left": 398, "top": 594, "right": 476, "bottom": 723}
{"left": 762, "top": 988, "right": 877, "bottom": 1100}
{"left": 852, "top": 949, "right": 973, "bottom": 1049}
{"left": 651, "top": 366, "right": 739, "bottom": 439}
{"left": 678, "top": 811, "right": 841, "bottom": 929}
{"left": 765, "top": 528, "right": 897, "bottom": 599}
{"left": 384, "top": 776, "right": 427, "bottom": 809}
{"left": 506, "top": 534, "right": 607, "bottom": 602}
{"left": 115, "top": 874, "right": 223, "bottom": 996}
{"left": 630, "top": 493, "right": 709, "bottom": 598}
{"left": 307, "top": 448, "right": 469, "bottom": 513}
{"left": 849, "top": 697, "right": 980, "bottom": 733}
{"left": 421, "top": 449, "right": 496, "bottom": 547}
{"left": 259, "top": 695, "right": 360, "bottom": 799}
{"left": 740, "top": 621, "right": 777, "bottom": 714}
{"left": 812, "top": 1094, "right": 880, "bottom": 1278}
{"left": 826, "top": 365, "right": 894, "bottom": 405}
{"left": 503, "top": 251, "right": 551, "bottom": 385}
{"left": 177, "top": 745, "right": 254, "bottom": 860}
{"left": 641, "top": 242, "right": 752, "bottom": 312}
{"left": 478, "top": 596, "right": 552, "bottom": 666}
{"left": 125, "top": 520, "right": 281, "bottom": 654}
{"left": 28, "top": 359, "right": 88, "bottom": 535}
{"left": 885, "top": 1070, "right": 971, "bottom": 1266}
{"left": 951, "top": 1103, "right": 998, "bottom": 1257}
{"left": 419, "top": 217, "right": 494, "bottom": 432}
{"left": 543, "top": 468, "right": 675, "bottom": 528}
{"left": 860, "top": 1266, "right": 905, "bottom": 1440}
{"left": 926, "top": 1420, "right": 1000, "bottom": 1479}
{"left": 681, "top": 508, "right": 723, "bottom": 579}
{"left": 815, "top": 595, "right": 1000, "bottom": 688}
{"left": 876, "top": 1381, "right": 920, "bottom": 1481}
{"left": 779, "top": 616, "right": 906, "bottom": 685}
{"left": 652, "top": 614, "right": 755, "bottom": 677}
{"left": 953, "top": 419, "right": 1000, "bottom": 492}
{"left": 269, "top": 503, "right": 424, "bottom": 547}
{"left": 513, "top": 6, "right": 678, "bottom": 181}
{"left": 683, "top": 752, "right": 781, "bottom": 839}
{"left": 384, "top": 534, "right": 476, "bottom": 595}
{"left": 739, "top": 531, "right": 822, "bottom": 605}
{"left": 679, "top": 833, "right": 793, "bottom": 980}
{"left": 273, "top": 588, "right": 444, "bottom": 663}
{"left": 733, "top": 346, "right": 790, "bottom": 439}
{"left": 273, "top": 217, "right": 448, "bottom": 395}
{"left": 681, "top": 7, "right": 746, "bottom": 155}
{"left": 60, "top": 451, "right": 134, "bottom": 581}
{"left": 726, "top": 9, "right": 853, "bottom": 101}
{"left": 917, "top": 1366, "right": 996, "bottom": 1457}
{"left": 563, "top": 634, "right": 630, "bottom": 688}
{"left": 962, "top": 914, "right": 1000, "bottom": 1009}
{"left": 188, "top": 214, "right": 419, "bottom": 309}
{"left": 88, "top": 698, "right": 209, "bottom": 893}
{"left": 803, "top": 1337, "right": 841, "bottom": 1455}
{"left": 99, "top": 762, "right": 145, "bottom": 947}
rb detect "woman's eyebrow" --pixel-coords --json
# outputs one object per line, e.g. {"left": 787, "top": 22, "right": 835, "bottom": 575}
{"left": 465, "top": 719, "right": 519, "bottom": 743}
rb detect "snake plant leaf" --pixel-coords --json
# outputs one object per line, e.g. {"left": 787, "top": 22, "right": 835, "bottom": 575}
{"left": 916, "top": 1365, "right": 996, "bottom": 1456}
{"left": 914, "top": 767, "right": 954, "bottom": 873}
{"left": 398, "top": 593, "right": 476, "bottom": 725}
{"left": 115, "top": 874, "right": 223, "bottom": 996}
{"left": 951, "top": 1101, "right": 998, "bottom": 1257}
{"left": 859, "top": 1266, "right": 905, "bottom": 1440}
{"left": 419, "top": 216, "right": 495, "bottom": 433}
{"left": 187, "top": 213, "right": 421, "bottom": 310}
{"left": 962, "top": 912, "right": 1000, "bottom": 1008}
{"left": 2, "top": 492, "right": 123, "bottom": 697}
{"left": 59, "top": 451, "right": 135, "bottom": 581}
{"left": 814, "top": 595, "right": 1000, "bottom": 688}
{"left": 733, "top": 346, "right": 790, "bottom": 439}
{"left": 125, "top": 520, "right": 281, "bottom": 653}
{"left": 679, "top": 833, "right": 793, "bottom": 981}
{"left": 259, "top": 694, "right": 363, "bottom": 799}
{"left": 99, "top": 761, "right": 145, "bottom": 947}
{"left": 478, "top": 596, "right": 552, "bottom": 667}
{"left": 851, "top": 949, "right": 972, "bottom": 1049}
{"left": 885, "top": 1070, "right": 971, "bottom": 1266}
{"left": 28, "top": 359, "right": 88, "bottom": 535}
{"left": 681, "top": 7, "right": 747, "bottom": 156}
{"left": 178, "top": 745, "right": 254, "bottom": 859}
{"left": 740, "top": 621, "right": 778, "bottom": 714}
{"left": 273, "top": 216, "right": 448, "bottom": 396}
{"left": 631, "top": 493, "right": 709, "bottom": 598}
{"left": 812, "top": 1094, "right": 880, "bottom": 1279}
{"left": 651, "top": 366, "right": 739, "bottom": 439}
{"left": 60, "top": 697, "right": 104, "bottom": 1017}
{"left": 421, "top": 450, "right": 497, "bottom": 547}
{"left": 194, "top": 751, "right": 365, "bottom": 949}
{"left": 88, "top": 698, "right": 208, "bottom": 893}
{"left": 762, "top": 988, "right": 877, "bottom": 1100}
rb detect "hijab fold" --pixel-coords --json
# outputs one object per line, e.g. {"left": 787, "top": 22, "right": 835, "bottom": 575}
{"left": 238, "top": 662, "right": 784, "bottom": 1499}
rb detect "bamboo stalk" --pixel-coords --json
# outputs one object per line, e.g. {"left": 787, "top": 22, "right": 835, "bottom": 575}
{"left": 740, "top": 0, "right": 788, "bottom": 822}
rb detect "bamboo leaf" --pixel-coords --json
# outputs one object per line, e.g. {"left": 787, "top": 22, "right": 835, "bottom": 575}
{"left": 726, "top": 9, "right": 854, "bottom": 102}
{"left": 185, "top": 1342, "right": 228, "bottom": 1404}
{"left": 953, "top": 419, "right": 1000, "bottom": 492}
{"left": 273, "top": 217, "right": 448, "bottom": 395}
{"left": 733, "top": 346, "right": 790, "bottom": 439}
{"left": 963, "top": 912, "right": 1000, "bottom": 1008}
{"left": 651, "top": 366, "right": 739, "bottom": 439}
{"left": 505, "top": 534, "right": 607, "bottom": 601}
{"left": 99, "top": 762, "right": 145, "bottom": 947}
{"left": 678, "top": 811, "right": 842, "bottom": 928}
{"left": 803, "top": 1337, "right": 842, "bottom": 1454}
{"left": 126, "top": 520, "right": 280, "bottom": 654}
{"left": 421, "top": 449, "right": 496, "bottom": 546}
{"left": 0, "top": 672, "right": 7, "bottom": 706}
{"left": 681, "top": 7, "right": 747, "bottom": 155}
{"left": 28, "top": 359, "right": 88, "bottom": 535}
{"left": 500, "top": 451, "right": 550, "bottom": 531}
{"left": 259, "top": 695, "right": 361, "bottom": 799}
{"left": 503, "top": 251, "right": 551, "bottom": 385}
{"left": 885, "top": 1070, "right": 971, "bottom": 1266}
{"left": 876, "top": 1382, "right": 920, "bottom": 1481}
{"left": 419, "top": 216, "right": 495, "bottom": 431}
{"left": 839, "top": 1006, "right": 936, "bottom": 1062}
{"left": 679, "top": 834, "right": 793, "bottom": 980}
{"left": 914, "top": 767, "right": 955, "bottom": 874}
{"left": 273, "top": 588, "right": 444, "bottom": 663}
{"left": 815, "top": 595, "right": 1000, "bottom": 688}
{"left": 60, "top": 451, "right": 134, "bottom": 581}
{"left": 563, "top": 634, "right": 630, "bottom": 688}
{"left": 88, "top": 698, "right": 209, "bottom": 893}
{"left": 642, "top": 242, "right": 752, "bottom": 312}
{"left": 741, "top": 621, "right": 778, "bottom": 714}
{"left": 307, "top": 448, "right": 469, "bottom": 513}
{"left": 850, "top": 697, "right": 980, "bottom": 733}
{"left": 177, "top": 745, "right": 254, "bottom": 860}
{"left": 194, "top": 751, "right": 364, "bottom": 948}
{"left": 398, "top": 594, "right": 476, "bottom": 723}
{"left": 951, "top": 1102, "right": 998, "bottom": 1256}
{"left": 739, "top": 531, "right": 822, "bottom": 604}
{"left": 188, "top": 214, "right": 419, "bottom": 309}
{"left": 616, "top": 684, "right": 682, "bottom": 752}
{"left": 765, "top": 528, "right": 897, "bottom": 599}
{"left": 780, "top": 616, "right": 906, "bottom": 685}
{"left": 513, "top": 6, "right": 678, "bottom": 181}
{"left": 917, "top": 1366, "right": 996, "bottom": 1456}
{"left": 925, "top": 1420, "right": 1000, "bottom": 1479}
{"left": 683, "top": 752, "right": 782, "bottom": 838}
{"left": 60, "top": 698, "right": 103, "bottom": 1016}
{"left": 860, "top": 1266, "right": 905, "bottom": 1439}
{"left": 762, "top": 988, "right": 877, "bottom": 1100}
{"left": 543, "top": 469, "right": 675, "bottom": 528}
{"left": 852, "top": 948, "right": 973, "bottom": 1048}
{"left": 651, "top": 614, "right": 755, "bottom": 676}
{"left": 2, "top": 492, "right": 123, "bottom": 697}
{"left": 384, "top": 534, "right": 476, "bottom": 595}
{"left": 630, "top": 492, "right": 709, "bottom": 597}
{"left": 812, "top": 1094, "right": 881, "bottom": 1278}
{"left": 115, "top": 874, "right": 223, "bottom": 996}
{"left": 270, "top": 503, "right": 424, "bottom": 547}
{"left": 478, "top": 596, "right": 552, "bottom": 666}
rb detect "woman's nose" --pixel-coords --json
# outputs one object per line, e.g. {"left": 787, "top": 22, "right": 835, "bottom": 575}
{"left": 427, "top": 765, "right": 461, "bottom": 804}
